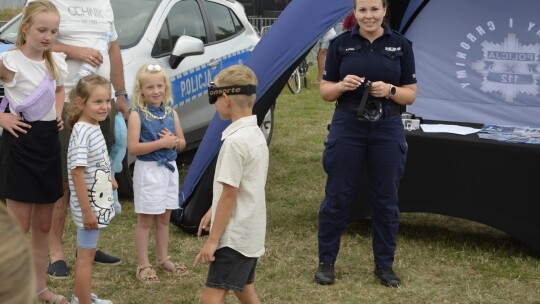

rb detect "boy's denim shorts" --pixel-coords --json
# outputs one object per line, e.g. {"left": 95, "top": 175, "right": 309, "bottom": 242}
{"left": 206, "top": 247, "right": 258, "bottom": 292}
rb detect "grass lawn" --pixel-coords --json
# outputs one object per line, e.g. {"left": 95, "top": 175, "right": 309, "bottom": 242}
{"left": 38, "top": 70, "right": 540, "bottom": 303}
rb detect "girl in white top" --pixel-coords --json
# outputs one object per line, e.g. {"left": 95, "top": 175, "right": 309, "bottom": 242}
{"left": 0, "top": 1, "right": 69, "bottom": 303}
{"left": 66, "top": 74, "right": 116, "bottom": 304}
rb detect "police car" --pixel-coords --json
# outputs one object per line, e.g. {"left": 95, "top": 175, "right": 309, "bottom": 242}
{"left": 0, "top": 0, "right": 271, "bottom": 197}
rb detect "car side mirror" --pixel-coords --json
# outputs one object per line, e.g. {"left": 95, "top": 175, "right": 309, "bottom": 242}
{"left": 169, "top": 35, "right": 205, "bottom": 69}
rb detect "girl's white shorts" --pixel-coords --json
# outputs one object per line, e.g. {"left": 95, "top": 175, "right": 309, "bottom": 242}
{"left": 133, "top": 160, "right": 179, "bottom": 214}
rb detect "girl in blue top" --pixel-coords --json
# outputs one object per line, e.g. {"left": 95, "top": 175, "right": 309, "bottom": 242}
{"left": 127, "top": 64, "right": 188, "bottom": 283}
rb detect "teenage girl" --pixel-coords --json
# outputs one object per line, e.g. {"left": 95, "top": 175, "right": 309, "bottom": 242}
{"left": 0, "top": 1, "right": 68, "bottom": 303}
{"left": 66, "top": 74, "right": 117, "bottom": 304}
{"left": 127, "top": 63, "right": 188, "bottom": 283}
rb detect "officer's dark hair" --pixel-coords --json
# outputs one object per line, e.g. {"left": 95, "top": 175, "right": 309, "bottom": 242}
{"left": 352, "top": 0, "right": 390, "bottom": 26}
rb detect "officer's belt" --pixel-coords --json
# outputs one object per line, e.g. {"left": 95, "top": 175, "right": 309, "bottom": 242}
{"left": 335, "top": 100, "right": 401, "bottom": 116}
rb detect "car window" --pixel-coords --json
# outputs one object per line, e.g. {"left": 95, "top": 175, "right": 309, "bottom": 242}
{"left": 154, "top": 22, "right": 172, "bottom": 55}
{"left": 0, "top": 16, "right": 20, "bottom": 44}
{"left": 112, "top": 0, "right": 160, "bottom": 49}
{"left": 152, "top": 0, "right": 207, "bottom": 57}
{"left": 205, "top": 1, "right": 245, "bottom": 41}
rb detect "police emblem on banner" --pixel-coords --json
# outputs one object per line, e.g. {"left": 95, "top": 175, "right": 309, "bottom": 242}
{"left": 455, "top": 18, "right": 540, "bottom": 105}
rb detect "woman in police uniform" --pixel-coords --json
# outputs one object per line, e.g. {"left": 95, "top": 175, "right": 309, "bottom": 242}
{"left": 315, "top": 0, "right": 417, "bottom": 287}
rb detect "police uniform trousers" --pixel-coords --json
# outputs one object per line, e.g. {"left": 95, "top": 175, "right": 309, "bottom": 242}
{"left": 318, "top": 104, "right": 407, "bottom": 267}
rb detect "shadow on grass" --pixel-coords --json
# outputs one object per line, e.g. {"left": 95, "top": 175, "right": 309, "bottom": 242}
{"left": 343, "top": 214, "right": 539, "bottom": 258}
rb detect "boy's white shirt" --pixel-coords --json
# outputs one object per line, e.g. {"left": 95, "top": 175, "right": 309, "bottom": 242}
{"left": 211, "top": 115, "right": 269, "bottom": 258}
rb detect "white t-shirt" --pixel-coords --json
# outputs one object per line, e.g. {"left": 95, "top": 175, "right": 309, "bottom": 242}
{"left": 211, "top": 115, "right": 269, "bottom": 258}
{"left": 46, "top": 0, "right": 118, "bottom": 96}
{"left": 68, "top": 122, "right": 115, "bottom": 229}
{"left": 0, "top": 49, "right": 68, "bottom": 121}
{"left": 321, "top": 28, "right": 337, "bottom": 42}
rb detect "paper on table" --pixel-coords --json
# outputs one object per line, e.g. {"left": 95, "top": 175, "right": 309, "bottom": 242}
{"left": 420, "top": 124, "right": 481, "bottom": 135}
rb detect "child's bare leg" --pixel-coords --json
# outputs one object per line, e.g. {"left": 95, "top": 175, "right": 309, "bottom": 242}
{"left": 234, "top": 284, "right": 260, "bottom": 304}
{"left": 135, "top": 213, "right": 154, "bottom": 267}
{"left": 49, "top": 182, "right": 70, "bottom": 263}
{"left": 200, "top": 287, "right": 227, "bottom": 304}
{"left": 155, "top": 210, "right": 172, "bottom": 266}
{"left": 30, "top": 203, "right": 55, "bottom": 295}
{"left": 74, "top": 247, "right": 96, "bottom": 304}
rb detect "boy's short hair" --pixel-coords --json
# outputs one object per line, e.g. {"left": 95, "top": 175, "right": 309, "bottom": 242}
{"left": 214, "top": 65, "right": 258, "bottom": 107}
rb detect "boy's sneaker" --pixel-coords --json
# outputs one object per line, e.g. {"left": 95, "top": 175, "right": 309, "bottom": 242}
{"left": 374, "top": 265, "right": 401, "bottom": 287}
{"left": 94, "top": 250, "right": 121, "bottom": 265}
{"left": 71, "top": 293, "right": 112, "bottom": 304}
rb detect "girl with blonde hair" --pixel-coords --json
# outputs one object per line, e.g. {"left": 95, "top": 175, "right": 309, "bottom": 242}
{"left": 127, "top": 63, "right": 188, "bottom": 283}
{"left": 0, "top": 0, "right": 69, "bottom": 302}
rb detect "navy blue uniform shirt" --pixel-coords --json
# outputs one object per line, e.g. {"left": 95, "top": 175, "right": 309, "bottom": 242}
{"left": 323, "top": 24, "right": 417, "bottom": 105}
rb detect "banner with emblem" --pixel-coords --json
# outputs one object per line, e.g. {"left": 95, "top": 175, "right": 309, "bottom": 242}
{"left": 405, "top": 0, "right": 540, "bottom": 128}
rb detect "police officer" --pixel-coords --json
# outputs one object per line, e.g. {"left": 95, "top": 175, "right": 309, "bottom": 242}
{"left": 315, "top": 0, "right": 417, "bottom": 287}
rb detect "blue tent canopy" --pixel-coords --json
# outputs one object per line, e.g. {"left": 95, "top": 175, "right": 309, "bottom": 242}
{"left": 176, "top": 0, "right": 353, "bottom": 221}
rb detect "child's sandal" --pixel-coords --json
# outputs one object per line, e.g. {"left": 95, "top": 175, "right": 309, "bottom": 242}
{"left": 156, "top": 256, "right": 189, "bottom": 277}
{"left": 136, "top": 265, "right": 160, "bottom": 284}
{"left": 37, "top": 287, "right": 69, "bottom": 304}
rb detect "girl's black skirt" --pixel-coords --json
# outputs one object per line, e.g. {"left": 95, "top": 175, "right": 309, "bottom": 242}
{"left": 0, "top": 120, "right": 63, "bottom": 204}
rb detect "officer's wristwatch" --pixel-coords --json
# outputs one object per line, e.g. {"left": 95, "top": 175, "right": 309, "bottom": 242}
{"left": 388, "top": 84, "right": 396, "bottom": 97}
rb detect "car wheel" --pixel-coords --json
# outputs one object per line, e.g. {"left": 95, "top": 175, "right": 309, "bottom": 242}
{"left": 261, "top": 104, "right": 275, "bottom": 145}
{"left": 116, "top": 152, "right": 134, "bottom": 199}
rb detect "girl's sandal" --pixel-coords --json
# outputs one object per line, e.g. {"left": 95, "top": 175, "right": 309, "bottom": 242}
{"left": 156, "top": 256, "right": 189, "bottom": 277}
{"left": 136, "top": 265, "right": 160, "bottom": 284}
{"left": 37, "top": 287, "right": 69, "bottom": 304}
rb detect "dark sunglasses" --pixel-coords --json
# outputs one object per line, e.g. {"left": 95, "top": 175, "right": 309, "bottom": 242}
{"left": 207, "top": 81, "right": 256, "bottom": 104}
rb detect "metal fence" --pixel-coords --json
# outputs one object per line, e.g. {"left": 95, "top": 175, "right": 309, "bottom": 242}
{"left": 0, "top": 21, "right": 8, "bottom": 28}
{"left": 248, "top": 17, "right": 277, "bottom": 35}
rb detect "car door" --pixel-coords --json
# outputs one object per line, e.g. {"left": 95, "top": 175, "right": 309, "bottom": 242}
{"left": 143, "top": 0, "right": 258, "bottom": 146}
{"left": 146, "top": 0, "right": 217, "bottom": 145}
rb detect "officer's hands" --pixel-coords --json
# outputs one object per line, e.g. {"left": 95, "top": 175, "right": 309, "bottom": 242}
{"left": 341, "top": 75, "right": 364, "bottom": 92}
{"left": 370, "top": 81, "right": 392, "bottom": 98}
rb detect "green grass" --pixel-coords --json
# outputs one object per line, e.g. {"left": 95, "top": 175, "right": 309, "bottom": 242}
{"left": 0, "top": 7, "right": 21, "bottom": 21}
{"left": 38, "top": 70, "right": 540, "bottom": 303}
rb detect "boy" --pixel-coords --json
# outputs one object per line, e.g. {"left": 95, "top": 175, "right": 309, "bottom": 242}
{"left": 194, "top": 65, "right": 269, "bottom": 304}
